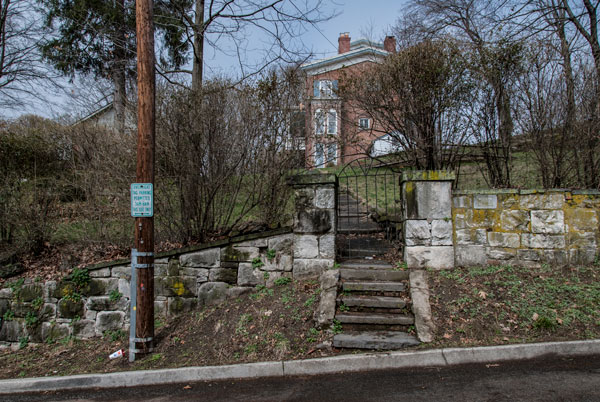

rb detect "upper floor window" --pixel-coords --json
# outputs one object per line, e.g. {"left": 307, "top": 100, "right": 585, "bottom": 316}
{"left": 359, "top": 117, "right": 371, "bottom": 130}
{"left": 313, "top": 79, "right": 338, "bottom": 98}
{"left": 315, "top": 109, "right": 337, "bottom": 135}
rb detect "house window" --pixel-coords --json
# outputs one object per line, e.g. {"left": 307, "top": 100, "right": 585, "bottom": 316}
{"left": 313, "top": 79, "right": 338, "bottom": 98}
{"left": 315, "top": 109, "right": 326, "bottom": 135}
{"left": 326, "top": 143, "right": 337, "bottom": 166}
{"left": 359, "top": 118, "right": 370, "bottom": 130}
{"left": 315, "top": 143, "right": 324, "bottom": 167}
{"left": 315, "top": 109, "right": 337, "bottom": 136}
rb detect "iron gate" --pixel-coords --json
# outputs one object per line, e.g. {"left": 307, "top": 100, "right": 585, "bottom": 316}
{"left": 336, "top": 158, "right": 402, "bottom": 238}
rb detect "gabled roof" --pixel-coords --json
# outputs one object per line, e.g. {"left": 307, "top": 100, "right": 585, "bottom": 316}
{"left": 73, "top": 103, "right": 112, "bottom": 126}
{"left": 301, "top": 41, "right": 389, "bottom": 76}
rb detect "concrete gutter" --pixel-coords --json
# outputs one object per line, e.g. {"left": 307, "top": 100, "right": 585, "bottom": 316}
{"left": 1, "top": 339, "right": 599, "bottom": 394}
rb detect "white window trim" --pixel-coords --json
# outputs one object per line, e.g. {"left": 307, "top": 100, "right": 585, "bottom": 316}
{"left": 315, "top": 108, "right": 338, "bottom": 136}
{"left": 359, "top": 117, "right": 370, "bottom": 130}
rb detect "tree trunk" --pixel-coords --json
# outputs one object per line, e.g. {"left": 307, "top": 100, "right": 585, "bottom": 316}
{"left": 191, "top": 0, "right": 205, "bottom": 92}
{"left": 112, "top": 0, "right": 127, "bottom": 134}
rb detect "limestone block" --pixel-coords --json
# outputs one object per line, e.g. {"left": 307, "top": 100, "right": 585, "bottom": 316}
{"left": 292, "top": 259, "right": 333, "bottom": 280}
{"left": 220, "top": 246, "right": 259, "bottom": 263}
{"left": 319, "top": 234, "right": 336, "bottom": 259}
{"left": 488, "top": 232, "right": 520, "bottom": 248}
{"left": 405, "top": 246, "right": 454, "bottom": 269}
{"left": 294, "top": 187, "right": 315, "bottom": 210}
{"left": 453, "top": 195, "right": 472, "bottom": 209}
{"left": 89, "top": 267, "right": 111, "bottom": 278}
{"left": 0, "top": 299, "right": 9, "bottom": 317}
{"left": 0, "top": 320, "right": 25, "bottom": 342}
{"left": 19, "top": 284, "right": 43, "bottom": 302}
{"left": 519, "top": 193, "right": 564, "bottom": 209}
{"left": 500, "top": 194, "right": 519, "bottom": 208}
{"left": 155, "top": 276, "right": 197, "bottom": 297}
{"left": 57, "top": 299, "right": 84, "bottom": 319}
{"left": 111, "top": 265, "right": 131, "bottom": 280}
{"left": 531, "top": 210, "right": 564, "bottom": 234}
{"left": 405, "top": 220, "right": 431, "bottom": 246}
{"left": 473, "top": 194, "right": 497, "bottom": 209}
{"left": 42, "top": 281, "right": 56, "bottom": 301}
{"left": 315, "top": 187, "right": 335, "bottom": 209}
{"left": 405, "top": 181, "right": 452, "bottom": 220}
{"left": 236, "top": 238, "right": 268, "bottom": 248}
{"left": 95, "top": 311, "right": 125, "bottom": 334}
{"left": 81, "top": 278, "right": 118, "bottom": 297}
{"left": 453, "top": 211, "right": 472, "bottom": 230}
{"left": 540, "top": 250, "right": 568, "bottom": 266}
{"left": 167, "top": 297, "right": 197, "bottom": 315}
{"left": 431, "top": 219, "right": 453, "bottom": 246}
{"left": 566, "top": 209, "right": 598, "bottom": 232}
{"left": 500, "top": 210, "right": 530, "bottom": 232}
{"left": 118, "top": 278, "right": 130, "bottom": 299}
{"left": 154, "top": 263, "right": 167, "bottom": 277}
{"left": 209, "top": 268, "right": 238, "bottom": 284}
{"left": 568, "top": 232, "right": 597, "bottom": 249}
{"left": 314, "top": 269, "right": 339, "bottom": 328}
{"left": 294, "top": 209, "right": 333, "bottom": 234}
{"left": 486, "top": 247, "right": 517, "bottom": 260}
{"left": 0, "top": 287, "right": 13, "bottom": 299}
{"left": 180, "top": 248, "right": 220, "bottom": 267}
{"left": 409, "top": 270, "right": 435, "bottom": 343}
{"left": 198, "top": 282, "right": 228, "bottom": 305}
{"left": 262, "top": 254, "right": 293, "bottom": 272}
{"left": 569, "top": 248, "right": 596, "bottom": 265}
{"left": 521, "top": 234, "right": 566, "bottom": 249}
{"left": 181, "top": 267, "right": 209, "bottom": 281}
{"left": 154, "top": 300, "right": 167, "bottom": 317}
{"left": 237, "top": 263, "right": 265, "bottom": 286}
{"left": 265, "top": 271, "right": 292, "bottom": 288}
{"left": 455, "top": 229, "right": 487, "bottom": 245}
{"left": 41, "top": 322, "right": 70, "bottom": 342}
{"left": 294, "top": 235, "right": 319, "bottom": 259}
{"left": 85, "top": 310, "right": 97, "bottom": 321}
{"left": 268, "top": 234, "right": 294, "bottom": 254}
{"left": 517, "top": 249, "right": 541, "bottom": 262}
{"left": 85, "top": 296, "right": 128, "bottom": 312}
{"left": 72, "top": 319, "right": 96, "bottom": 339}
{"left": 226, "top": 287, "right": 254, "bottom": 299}
{"left": 454, "top": 245, "right": 487, "bottom": 267}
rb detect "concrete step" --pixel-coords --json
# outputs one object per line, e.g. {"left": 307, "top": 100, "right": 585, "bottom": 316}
{"left": 339, "top": 295, "right": 407, "bottom": 309}
{"left": 342, "top": 281, "right": 406, "bottom": 292}
{"left": 338, "top": 261, "right": 394, "bottom": 269}
{"left": 335, "top": 312, "right": 414, "bottom": 325}
{"left": 340, "top": 268, "right": 408, "bottom": 281}
{"left": 333, "top": 331, "right": 419, "bottom": 350}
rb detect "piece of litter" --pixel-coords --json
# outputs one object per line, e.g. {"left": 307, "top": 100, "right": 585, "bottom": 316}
{"left": 183, "top": 385, "right": 192, "bottom": 390}
{"left": 109, "top": 349, "right": 124, "bottom": 359}
{"left": 486, "top": 364, "right": 500, "bottom": 368}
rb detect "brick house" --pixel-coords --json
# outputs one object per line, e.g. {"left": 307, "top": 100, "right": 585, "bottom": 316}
{"left": 300, "top": 33, "right": 396, "bottom": 168}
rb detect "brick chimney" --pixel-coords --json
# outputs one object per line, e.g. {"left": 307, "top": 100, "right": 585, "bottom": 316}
{"left": 384, "top": 36, "right": 396, "bottom": 53}
{"left": 338, "top": 32, "right": 351, "bottom": 54}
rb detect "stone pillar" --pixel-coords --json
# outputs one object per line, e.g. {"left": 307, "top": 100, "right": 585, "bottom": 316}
{"left": 401, "top": 171, "right": 455, "bottom": 270}
{"left": 288, "top": 174, "right": 337, "bottom": 279}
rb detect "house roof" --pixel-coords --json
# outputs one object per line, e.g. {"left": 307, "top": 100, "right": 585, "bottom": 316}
{"left": 301, "top": 41, "right": 390, "bottom": 76}
{"left": 73, "top": 103, "right": 113, "bottom": 126}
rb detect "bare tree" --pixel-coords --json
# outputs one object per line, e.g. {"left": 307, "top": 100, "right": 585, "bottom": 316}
{"left": 339, "top": 39, "right": 474, "bottom": 170}
{"left": 0, "top": 0, "right": 54, "bottom": 109}
{"left": 158, "top": 0, "right": 335, "bottom": 91}
{"left": 410, "top": 0, "right": 524, "bottom": 187}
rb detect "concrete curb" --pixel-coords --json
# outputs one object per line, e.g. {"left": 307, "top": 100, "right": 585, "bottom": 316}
{"left": 1, "top": 339, "right": 599, "bottom": 394}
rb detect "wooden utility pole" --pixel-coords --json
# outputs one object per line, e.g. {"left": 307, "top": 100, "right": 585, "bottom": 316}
{"left": 134, "top": 0, "right": 155, "bottom": 357}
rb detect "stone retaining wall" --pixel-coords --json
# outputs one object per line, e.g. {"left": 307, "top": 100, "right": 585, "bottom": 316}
{"left": 0, "top": 174, "right": 339, "bottom": 347}
{"left": 453, "top": 190, "right": 600, "bottom": 267}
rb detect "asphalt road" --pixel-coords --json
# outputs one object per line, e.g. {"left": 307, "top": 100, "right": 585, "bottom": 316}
{"left": 5, "top": 355, "right": 600, "bottom": 402}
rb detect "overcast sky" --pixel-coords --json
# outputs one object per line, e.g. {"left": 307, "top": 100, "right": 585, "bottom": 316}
{"left": 7, "top": 0, "right": 406, "bottom": 120}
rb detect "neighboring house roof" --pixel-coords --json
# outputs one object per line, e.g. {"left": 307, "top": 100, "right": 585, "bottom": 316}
{"left": 73, "top": 103, "right": 113, "bottom": 126}
{"left": 301, "top": 41, "right": 390, "bottom": 76}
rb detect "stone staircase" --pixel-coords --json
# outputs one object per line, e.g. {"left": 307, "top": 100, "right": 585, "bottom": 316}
{"left": 332, "top": 260, "right": 420, "bottom": 350}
